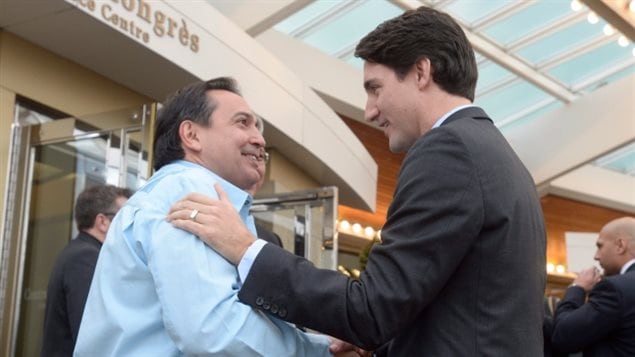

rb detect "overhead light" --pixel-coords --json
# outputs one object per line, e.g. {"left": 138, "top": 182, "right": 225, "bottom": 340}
{"left": 338, "top": 220, "right": 350, "bottom": 231}
{"left": 618, "top": 35, "right": 629, "bottom": 47}
{"left": 570, "top": 0, "right": 582, "bottom": 12}
{"left": 603, "top": 24, "right": 615, "bottom": 36}
{"left": 364, "top": 226, "right": 375, "bottom": 239}
{"left": 587, "top": 12, "right": 599, "bottom": 24}
{"left": 352, "top": 223, "right": 362, "bottom": 234}
{"left": 546, "top": 263, "right": 555, "bottom": 273}
{"left": 555, "top": 264, "right": 566, "bottom": 274}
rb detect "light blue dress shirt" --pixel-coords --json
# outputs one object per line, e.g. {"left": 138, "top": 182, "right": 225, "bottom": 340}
{"left": 74, "top": 160, "right": 330, "bottom": 356}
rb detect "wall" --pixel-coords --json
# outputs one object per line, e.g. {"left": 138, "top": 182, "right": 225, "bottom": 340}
{"left": 0, "top": 31, "right": 150, "bottom": 356}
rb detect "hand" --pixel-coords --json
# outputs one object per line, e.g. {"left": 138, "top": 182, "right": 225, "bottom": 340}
{"left": 330, "top": 338, "right": 371, "bottom": 357}
{"left": 167, "top": 183, "right": 256, "bottom": 265}
{"left": 573, "top": 266, "right": 602, "bottom": 292}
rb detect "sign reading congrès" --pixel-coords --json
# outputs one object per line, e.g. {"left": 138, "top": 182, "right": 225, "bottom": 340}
{"left": 66, "top": 0, "right": 200, "bottom": 53}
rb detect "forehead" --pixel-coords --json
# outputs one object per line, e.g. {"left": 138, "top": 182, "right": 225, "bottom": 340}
{"left": 363, "top": 62, "right": 394, "bottom": 81}
{"left": 206, "top": 89, "right": 263, "bottom": 131}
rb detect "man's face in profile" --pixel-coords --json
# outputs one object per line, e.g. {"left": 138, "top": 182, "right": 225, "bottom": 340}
{"left": 196, "top": 90, "right": 267, "bottom": 191}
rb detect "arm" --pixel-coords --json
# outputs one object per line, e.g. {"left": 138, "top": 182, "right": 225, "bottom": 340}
{"left": 146, "top": 179, "right": 331, "bottom": 356}
{"left": 171, "top": 129, "right": 483, "bottom": 349}
{"left": 551, "top": 279, "right": 622, "bottom": 353}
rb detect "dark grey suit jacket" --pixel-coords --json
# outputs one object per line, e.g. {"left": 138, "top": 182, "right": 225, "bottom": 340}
{"left": 255, "top": 224, "right": 283, "bottom": 247}
{"left": 239, "top": 107, "right": 546, "bottom": 356}
{"left": 552, "top": 264, "right": 635, "bottom": 356}
{"left": 41, "top": 232, "right": 102, "bottom": 357}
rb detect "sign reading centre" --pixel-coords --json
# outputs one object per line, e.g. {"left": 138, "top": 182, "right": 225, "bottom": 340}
{"left": 67, "top": 0, "right": 199, "bottom": 53}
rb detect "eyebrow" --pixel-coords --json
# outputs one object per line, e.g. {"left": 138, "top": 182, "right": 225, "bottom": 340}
{"left": 363, "top": 79, "right": 376, "bottom": 92}
{"left": 233, "top": 111, "right": 264, "bottom": 133}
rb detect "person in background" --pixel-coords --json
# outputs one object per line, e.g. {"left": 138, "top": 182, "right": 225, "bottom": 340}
{"left": 248, "top": 162, "right": 284, "bottom": 248}
{"left": 168, "top": 6, "right": 546, "bottom": 356}
{"left": 41, "top": 184, "right": 131, "bottom": 357}
{"left": 74, "top": 77, "right": 353, "bottom": 356}
{"left": 551, "top": 216, "right": 635, "bottom": 356}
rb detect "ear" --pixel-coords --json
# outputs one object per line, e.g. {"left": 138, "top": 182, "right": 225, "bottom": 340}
{"left": 413, "top": 57, "right": 432, "bottom": 90}
{"left": 616, "top": 238, "right": 628, "bottom": 254}
{"left": 94, "top": 214, "right": 110, "bottom": 234}
{"left": 179, "top": 120, "right": 203, "bottom": 153}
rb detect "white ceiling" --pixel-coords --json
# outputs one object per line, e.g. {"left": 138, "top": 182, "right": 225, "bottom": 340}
{"left": 208, "top": 0, "right": 635, "bottom": 213}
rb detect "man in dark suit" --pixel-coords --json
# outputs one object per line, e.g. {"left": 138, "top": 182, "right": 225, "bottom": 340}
{"left": 168, "top": 6, "right": 546, "bottom": 356}
{"left": 41, "top": 185, "right": 131, "bottom": 357}
{"left": 552, "top": 217, "right": 635, "bottom": 356}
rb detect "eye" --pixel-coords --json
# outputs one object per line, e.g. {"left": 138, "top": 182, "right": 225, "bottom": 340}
{"left": 235, "top": 116, "right": 249, "bottom": 126}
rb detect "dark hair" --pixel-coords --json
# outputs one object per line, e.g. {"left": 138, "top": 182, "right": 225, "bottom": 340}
{"left": 75, "top": 185, "right": 133, "bottom": 231}
{"left": 354, "top": 6, "right": 478, "bottom": 102}
{"left": 153, "top": 77, "right": 241, "bottom": 170}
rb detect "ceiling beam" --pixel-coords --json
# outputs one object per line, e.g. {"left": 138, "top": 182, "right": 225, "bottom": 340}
{"left": 390, "top": 0, "right": 578, "bottom": 103}
{"left": 581, "top": 0, "right": 635, "bottom": 42}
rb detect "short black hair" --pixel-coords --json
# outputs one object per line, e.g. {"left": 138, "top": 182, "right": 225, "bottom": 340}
{"left": 153, "top": 77, "right": 241, "bottom": 171}
{"left": 355, "top": 6, "right": 478, "bottom": 102}
{"left": 75, "top": 185, "right": 132, "bottom": 231}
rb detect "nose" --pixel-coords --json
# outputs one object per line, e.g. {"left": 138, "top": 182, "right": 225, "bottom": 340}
{"left": 250, "top": 127, "right": 266, "bottom": 148}
{"left": 364, "top": 99, "right": 379, "bottom": 123}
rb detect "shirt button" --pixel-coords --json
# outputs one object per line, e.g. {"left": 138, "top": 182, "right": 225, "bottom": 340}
{"left": 255, "top": 297, "right": 264, "bottom": 306}
{"left": 271, "top": 304, "right": 279, "bottom": 314}
{"left": 263, "top": 302, "right": 271, "bottom": 310}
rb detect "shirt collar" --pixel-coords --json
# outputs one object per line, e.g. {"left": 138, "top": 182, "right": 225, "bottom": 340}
{"left": 173, "top": 160, "right": 253, "bottom": 213}
{"left": 621, "top": 258, "right": 635, "bottom": 275}
{"left": 431, "top": 104, "right": 478, "bottom": 129}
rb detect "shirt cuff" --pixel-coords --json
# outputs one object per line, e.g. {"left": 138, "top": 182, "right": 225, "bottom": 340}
{"left": 237, "top": 239, "right": 267, "bottom": 283}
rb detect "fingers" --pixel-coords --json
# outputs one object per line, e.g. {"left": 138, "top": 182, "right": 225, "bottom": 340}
{"left": 214, "top": 183, "right": 230, "bottom": 202}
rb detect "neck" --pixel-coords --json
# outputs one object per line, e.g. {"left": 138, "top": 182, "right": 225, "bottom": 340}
{"left": 84, "top": 228, "right": 105, "bottom": 243}
{"left": 421, "top": 89, "right": 472, "bottom": 132}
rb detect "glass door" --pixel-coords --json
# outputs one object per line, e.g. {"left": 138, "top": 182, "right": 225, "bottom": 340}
{"left": 0, "top": 103, "right": 153, "bottom": 356}
{"left": 251, "top": 187, "right": 338, "bottom": 270}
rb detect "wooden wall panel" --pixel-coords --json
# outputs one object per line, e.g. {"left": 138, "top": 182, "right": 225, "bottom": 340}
{"left": 541, "top": 195, "right": 631, "bottom": 267}
{"left": 339, "top": 116, "right": 404, "bottom": 229}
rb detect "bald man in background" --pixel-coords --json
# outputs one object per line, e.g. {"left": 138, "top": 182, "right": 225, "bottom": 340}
{"left": 552, "top": 217, "right": 635, "bottom": 356}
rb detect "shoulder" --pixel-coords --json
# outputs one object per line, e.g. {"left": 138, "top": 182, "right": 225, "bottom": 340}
{"left": 130, "top": 163, "right": 220, "bottom": 212}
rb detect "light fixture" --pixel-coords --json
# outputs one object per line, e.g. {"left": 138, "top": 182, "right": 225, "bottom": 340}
{"left": 618, "top": 35, "right": 629, "bottom": 47}
{"left": 339, "top": 220, "right": 350, "bottom": 231}
{"left": 555, "top": 264, "right": 566, "bottom": 274}
{"left": 546, "top": 263, "right": 555, "bottom": 273}
{"left": 364, "top": 226, "right": 375, "bottom": 239}
{"left": 603, "top": 24, "right": 615, "bottom": 36}
{"left": 570, "top": 0, "right": 582, "bottom": 12}
{"left": 587, "top": 12, "right": 598, "bottom": 24}
{"left": 352, "top": 223, "right": 362, "bottom": 234}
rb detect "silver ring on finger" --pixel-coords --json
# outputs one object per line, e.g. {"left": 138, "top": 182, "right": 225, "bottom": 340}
{"left": 189, "top": 209, "right": 199, "bottom": 222}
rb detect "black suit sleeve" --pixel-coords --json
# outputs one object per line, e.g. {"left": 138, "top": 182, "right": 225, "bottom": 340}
{"left": 64, "top": 253, "right": 98, "bottom": 343}
{"left": 239, "top": 128, "right": 483, "bottom": 348}
{"left": 551, "top": 281, "right": 622, "bottom": 353}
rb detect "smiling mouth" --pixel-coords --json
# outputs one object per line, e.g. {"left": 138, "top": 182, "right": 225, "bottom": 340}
{"left": 242, "top": 152, "right": 268, "bottom": 162}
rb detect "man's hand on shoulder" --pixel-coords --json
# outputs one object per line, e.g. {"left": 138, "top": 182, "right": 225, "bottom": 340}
{"left": 167, "top": 183, "right": 255, "bottom": 264}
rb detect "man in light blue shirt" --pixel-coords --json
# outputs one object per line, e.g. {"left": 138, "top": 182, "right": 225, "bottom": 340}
{"left": 74, "top": 77, "right": 332, "bottom": 356}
